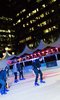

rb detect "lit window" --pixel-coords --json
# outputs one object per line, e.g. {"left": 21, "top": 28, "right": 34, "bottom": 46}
{"left": 37, "top": 24, "right": 40, "bottom": 27}
{"left": 45, "top": 12, "right": 49, "bottom": 15}
{"left": 49, "top": 28, "right": 51, "bottom": 31}
{"left": 13, "top": 23, "right": 15, "bottom": 26}
{"left": 26, "top": 23, "right": 29, "bottom": 26}
{"left": 35, "top": 17, "right": 39, "bottom": 19}
{"left": 0, "top": 16, "right": 12, "bottom": 21}
{"left": 30, "top": 20, "right": 33, "bottom": 24}
{"left": 32, "top": 10, "right": 37, "bottom": 15}
{"left": 17, "top": 19, "right": 21, "bottom": 23}
{"left": 20, "top": 9, "right": 26, "bottom": 14}
{"left": 32, "top": 27, "right": 34, "bottom": 31}
{"left": 19, "top": 39, "right": 25, "bottom": 43}
{"left": 51, "top": 9, "right": 54, "bottom": 13}
{"left": 16, "top": 13, "right": 19, "bottom": 16}
{"left": 42, "top": 21, "right": 46, "bottom": 25}
{"left": 12, "top": 52, "right": 15, "bottom": 55}
{"left": 44, "top": 29, "right": 49, "bottom": 33}
{"left": 23, "top": 24, "right": 25, "bottom": 27}
{"left": 42, "top": 4, "right": 46, "bottom": 8}
{"left": 3, "top": 35, "right": 6, "bottom": 37}
{"left": 40, "top": 14, "right": 44, "bottom": 18}
{"left": 8, "top": 30, "right": 11, "bottom": 33}
{"left": 36, "top": 0, "right": 41, "bottom": 3}
{"left": 53, "top": 26, "right": 56, "bottom": 29}
{"left": 51, "top": 0, "right": 56, "bottom": 2}
{"left": 29, "top": 44, "right": 33, "bottom": 47}
{"left": 12, "top": 35, "right": 15, "bottom": 38}
{"left": 26, "top": 15, "right": 29, "bottom": 18}
{"left": 22, "top": 18, "right": 24, "bottom": 20}
{"left": 50, "top": 0, "right": 56, "bottom": 3}
{"left": 22, "top": 9, "right": 25, "bottom": 13}
{"left": 36, "top": 8, "right": 39, "bottom": 12}
{"left": 9, "top": 34, "right": 11, "bottom": 38}
{"left": 29, "top": 13, "right": 31, "bottom": 16}
{"left": 40, "top": 23, "right": 42, "bottom": 27}
{"left": 26, "top": 36, "right": 32, "bottom": 41}
{"left": 29, "top": 28, "right": 32, "bottom": 31}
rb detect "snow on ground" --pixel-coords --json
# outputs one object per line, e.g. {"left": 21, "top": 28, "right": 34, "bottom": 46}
{"left": 0, "top": 67, "right": 60, "bottom": 100}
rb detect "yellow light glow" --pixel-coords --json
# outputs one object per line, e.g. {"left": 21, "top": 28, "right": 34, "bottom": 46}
{"left": 26, "top": 23, "right": 29, "bottom": 26}
{"left": 23, "top": 24, "right": 25, "bottom": 27}
{"left": 36, "top": 8, "right": 39, "bottom": 12}
{"left": 40, "top": 14, "right": 44, "bottom": 18}
{"left": 36, "top": 0, "right": 41, "bottom": 3}
{"left": 44, "top": 29, "right": 49, "bottom": 33}
{"left": 29, "top": 44, "right": 33, "bottom": 47}
{"left": 5, "top": 47, "right": 9, "bottom": 51}
{"left": 42, "top": 4, "right": 46, "bottom": 8}
{"left": 30, "top": 20, "right": 33, "bottom": 24}
{"left": 12, "top": 52, "right": 15, "bottom": 55}
{"left": 26, "top": 36, "right": 32, "bottom": 41}
{"left": 19, "top": 39, "right": 25, "bottom": 43}
{"left": 16, "top": 13, "right": 19, "bottom": 16}
{"left": 51, "top": 9, "right": 54, "bottom": 13}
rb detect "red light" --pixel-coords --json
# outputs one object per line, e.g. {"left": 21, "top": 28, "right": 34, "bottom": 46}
{"left": 46, "top": 50, "right": 49, "bottom": 53}
{"left": 51, "top": 49, "right": 53, "bottom": 52}
{"left": 42, "top": 51, "right": 44, "bottom": 54}
{"left": 30, "top": 54, "right": 33, "bottom": 57}
{"left": 55, "top": 48, "right": 58, "bottom": 51}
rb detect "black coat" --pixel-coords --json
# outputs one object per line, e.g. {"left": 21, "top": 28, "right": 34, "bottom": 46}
{"left": 17, "top": 62, "right": 23, "bottom": 72}
{"left": 32, "top": 59, "right": 41, "bottom": 70}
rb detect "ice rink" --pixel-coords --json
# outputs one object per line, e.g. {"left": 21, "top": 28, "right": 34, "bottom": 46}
{"left": 0, "top": 67, "right": 60, "bottom": 100}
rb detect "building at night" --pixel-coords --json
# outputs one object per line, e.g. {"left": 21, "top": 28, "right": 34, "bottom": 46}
{"left": 0, "top": 0, "right": 60, "bottom": 55}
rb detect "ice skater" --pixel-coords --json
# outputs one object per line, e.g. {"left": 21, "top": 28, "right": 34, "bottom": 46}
{"left": 17, "top": 61, "right": 25, "bottom": 80}
{"left": 0, "top": 68, "right": 9, "bottom": 95}
{"left": 13, "top": 61, "right": 18, "bottom": 83}
{"left": 32, "top": 58, "right": 45, "bottom": 86}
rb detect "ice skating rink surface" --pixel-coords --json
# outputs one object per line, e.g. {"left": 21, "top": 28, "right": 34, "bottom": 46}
{"left": 0, "top": 66, "right": 60, "bottom": 100}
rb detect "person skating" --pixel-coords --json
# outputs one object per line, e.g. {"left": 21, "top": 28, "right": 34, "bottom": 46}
{"left": 32, "top": 58, "right": 45, "bottom": 86}
{"left": 13, "top": 61, "right": 18, "bottom": 83}
{"left": 0, "top": 68, "right": 8, "bottom": 95}
{"left": 17, "top": 61, "right": 25, "bottom": 80}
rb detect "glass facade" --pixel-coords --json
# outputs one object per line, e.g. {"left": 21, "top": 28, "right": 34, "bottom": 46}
{"left": 0, "top": 0, "right": 60, "bottom": 54}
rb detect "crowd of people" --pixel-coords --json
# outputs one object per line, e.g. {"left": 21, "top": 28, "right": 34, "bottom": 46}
{"left": 0, "top": 57, "right": 45, "bottom": 95}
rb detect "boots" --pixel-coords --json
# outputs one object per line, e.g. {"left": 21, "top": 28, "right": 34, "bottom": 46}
{"left": 1, "top": 90, "right": 7, "bottom": 95}
{"left": 40, "top": 80, "right": 45, "bottom": 83}
{"left": 14, "top": 79, "right": 18, "bottom": 83}
{"left": 35, "top": 82, "right": 39, "bottom": 86}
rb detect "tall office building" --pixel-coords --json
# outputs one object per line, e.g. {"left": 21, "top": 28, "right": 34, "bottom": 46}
{"left": 0, "top": 0, "right": 60, "bottom": 55}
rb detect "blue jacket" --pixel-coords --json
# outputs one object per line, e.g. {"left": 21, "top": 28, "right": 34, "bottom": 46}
{"left": 0, "top": 70, "right": 6, "bottom": 81}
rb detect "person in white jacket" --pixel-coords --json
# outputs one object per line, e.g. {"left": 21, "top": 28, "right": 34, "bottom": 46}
{"left": 13, "top": 62, "right": 18, "bottom": 83}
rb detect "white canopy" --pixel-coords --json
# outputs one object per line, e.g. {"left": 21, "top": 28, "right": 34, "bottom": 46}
{"left": 18, "top": 38, "right": 60, "bottom": 57}
{"left": 48, "top": 38, "right": 60, "bottom": 47}
{"left": 0, "top": 51, "right": 11, "bottom": 68}
{"left": 17, "top": 40, "right": 47, "bottom": 57}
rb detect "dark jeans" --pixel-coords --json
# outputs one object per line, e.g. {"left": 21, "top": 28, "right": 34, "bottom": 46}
{"left": 0, "top": 79, "right": 6, "bottom": 93}
{"left": 33, "top": 69, "right": 43, "bottom": 83}
{"left": 14, "top": 72, "right": 18, "bottom": 81}
{"left": 6, "top": 70, "right": 9, "bottom": 77}
{"left": 19, "top": 71, "right": 24, "bottom": 79}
